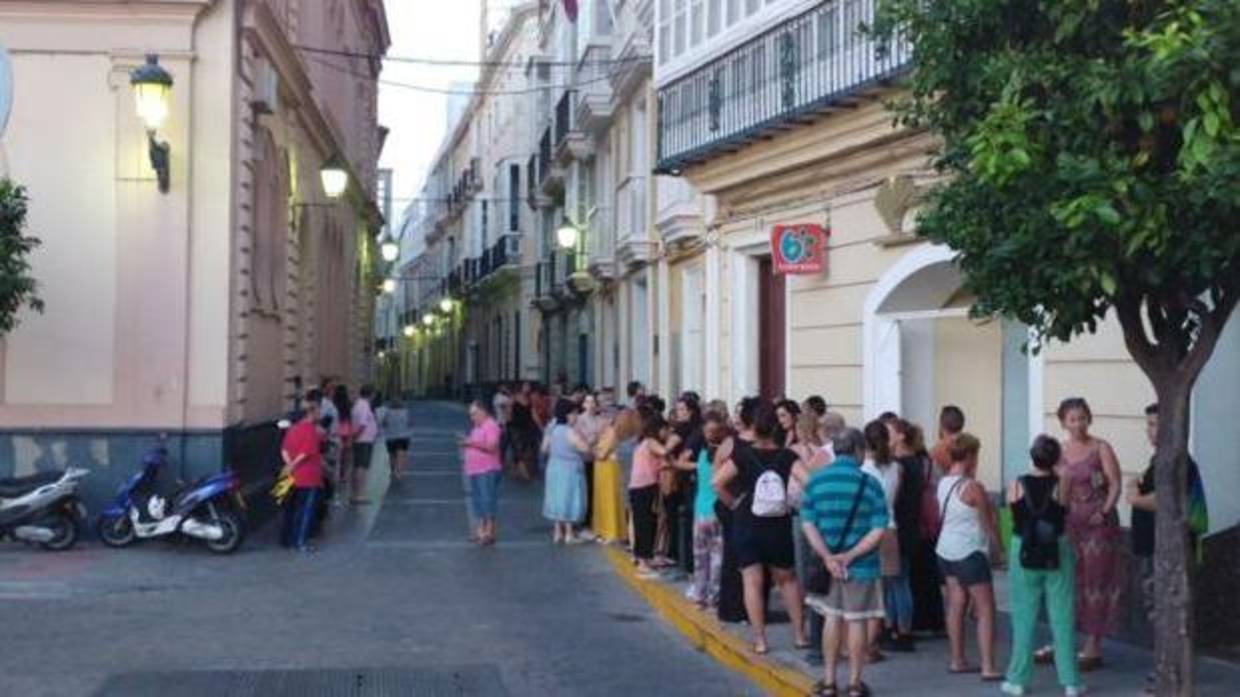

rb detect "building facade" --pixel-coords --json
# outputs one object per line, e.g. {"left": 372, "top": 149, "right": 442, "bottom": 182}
{"left": 653, "top": 0, "right": 1240, "bottom": 533}
{"left": 396, "top": 3, "right": 541, "bottom": 398}
{"left": 0, "top": 0, "right": 389, "bottom": 509}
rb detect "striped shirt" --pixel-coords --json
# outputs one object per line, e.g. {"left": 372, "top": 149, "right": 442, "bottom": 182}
{"left": 800, "top": 455, "right": 889, "bottom": 582}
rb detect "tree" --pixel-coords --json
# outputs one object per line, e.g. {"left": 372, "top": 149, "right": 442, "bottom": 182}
{"left": 0, "top": 178, "right": 43, "bottom": 334}
{"left": 870, "top": 2, "right": 1240, "bottom": 694}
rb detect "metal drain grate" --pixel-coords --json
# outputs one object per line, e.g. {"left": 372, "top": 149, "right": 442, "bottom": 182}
{"left": 94, "top": 666, "right": 509, "bottom": 697}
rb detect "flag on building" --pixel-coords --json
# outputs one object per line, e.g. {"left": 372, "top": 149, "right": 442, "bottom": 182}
{"left": 562, "top": 0, "right": 578, "bottom": 23}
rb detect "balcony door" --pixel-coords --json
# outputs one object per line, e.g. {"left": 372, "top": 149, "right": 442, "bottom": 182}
{"left": 757, "top": 256, "right": 786, "bottom": 400}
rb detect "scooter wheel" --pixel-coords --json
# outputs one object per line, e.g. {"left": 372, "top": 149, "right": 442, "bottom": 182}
{"left": 39, "top": 511, "right": 78, "bottom": 551}
{"left": 97, "top": 514, "right": 136, "bottom": 548}
{"left": 205, "top": 510, "right": 245, "bottom": 555}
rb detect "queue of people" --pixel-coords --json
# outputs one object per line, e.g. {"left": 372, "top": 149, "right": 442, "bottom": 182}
{"left": 472, "top": 382, "right": 1205, "bottom": 697}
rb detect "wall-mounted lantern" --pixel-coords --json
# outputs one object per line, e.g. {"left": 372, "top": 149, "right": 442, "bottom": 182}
{"left": 381, "top": 278, "right": 397, "bottom": 294}
{"left": 129, "top": 55, "right": 173, "bottom": 193}
{"left": 320, "top": 154, "right": 348, "bottom": 199}
{"left": 402, "top": 324, "right": 415, "bottom": 338}
{"left": 422, "top": 313, "right": 435, "bottom": 327}
{"left": 439, "top": 297, "right": 453, "bottom": 314}
{"left": 556, "top": 221, "right": 579, "bottom": 250}
{"left": 380, "top": 236, "right": 399, "bottom": 263}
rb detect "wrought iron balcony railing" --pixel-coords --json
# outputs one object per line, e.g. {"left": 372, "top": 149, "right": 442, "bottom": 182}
{"left": 655, "top": 0, "right": 910, "bottom": 173}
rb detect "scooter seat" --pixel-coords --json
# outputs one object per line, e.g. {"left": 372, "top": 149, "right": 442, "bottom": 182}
{"left": 0, "top": 470, "right": 63, "bottom": 498}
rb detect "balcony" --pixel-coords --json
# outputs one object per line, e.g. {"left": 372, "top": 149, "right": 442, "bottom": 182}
{"left": 655, "top": 0, "right": 911, "bottom": 173}
{"left": 538, "top": 127, "right": 563, "bottom": 196}
{"left": 533, "top": 254, "right": 561, "bottom": 312}
{"left": 615, "top": 176, "right": 657, "bottom": 269}
{"left": 575, "top": 43, "right": 615, "bottom": 136}
{"left": 656, "top": 176, "right": 705, "bottom": 252}
{"left": 554, "top": 89, "right": 592, "bottom": 166}
{"left": 610, "top": 1, "right": 652, "bottom": 102}
{"left": 586, "top": 205, "right": 616, "bottom": 281}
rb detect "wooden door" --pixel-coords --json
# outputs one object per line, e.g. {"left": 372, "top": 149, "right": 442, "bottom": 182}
{"left": 758, "top": 257, "right": 786, "bottom": 399}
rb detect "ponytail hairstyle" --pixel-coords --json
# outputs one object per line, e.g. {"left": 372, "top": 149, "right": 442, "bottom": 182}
{"left": 863, "top": 419, "right": 892, "bottom": 465}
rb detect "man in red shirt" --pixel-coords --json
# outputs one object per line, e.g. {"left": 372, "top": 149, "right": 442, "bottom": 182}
{"left": 281, "top": 395, "right": 324, "bottom": 552}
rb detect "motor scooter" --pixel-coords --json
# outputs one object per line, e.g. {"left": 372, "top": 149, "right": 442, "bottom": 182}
{"left": 0, "top": 468, "right": 88, "bottom": 550}
{"left": 96, "top": 447, "right": 246, "bottom": 554}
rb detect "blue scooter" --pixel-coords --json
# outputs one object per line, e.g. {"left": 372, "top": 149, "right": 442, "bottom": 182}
{"left": 96, "top": 447, "right": 246, "bottom": 554}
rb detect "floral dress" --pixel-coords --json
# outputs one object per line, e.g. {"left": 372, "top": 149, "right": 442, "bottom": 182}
{"left": 1063, "top": 444, "right": 1123, "bottom": 636}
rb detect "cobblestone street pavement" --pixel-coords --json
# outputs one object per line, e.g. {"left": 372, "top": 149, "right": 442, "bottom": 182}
{"left": 0, "top": 402, "right": 757, "bottom": 697}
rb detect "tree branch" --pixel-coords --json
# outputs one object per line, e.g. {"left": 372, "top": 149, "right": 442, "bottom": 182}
{"left": 1117, "top": 294, "right": 1162, "bottom": 377}
{"left": 1181, "top": 280, "right": 1240, "bottom": 383}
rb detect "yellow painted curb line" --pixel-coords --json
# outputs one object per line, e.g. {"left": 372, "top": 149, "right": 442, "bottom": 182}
{"left": 604, "top": 547, "right": 816, "bottom": 697}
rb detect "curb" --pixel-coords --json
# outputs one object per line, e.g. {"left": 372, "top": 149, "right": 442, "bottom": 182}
{"left": 603, "top": 547, "right": 816, "bottom": 697}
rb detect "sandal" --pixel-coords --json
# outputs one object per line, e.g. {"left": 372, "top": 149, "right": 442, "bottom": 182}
{"left": 948, "top": 664, "right": 980, "bottom": 674}
{"left": 1077, "top": 655, "right": 1104, "bottom": 672}
{"left": 1033, "top": 646, "right": 1054, "bottom": 664}
{"left": 811, "top": 680, "right": 838, "bottom": 697}
{"left": 795, "top": 639, "right": 812, "bottom": 650}
{"left": 753, "top": 642, "right": 769, "bottom": 655}
{"left": 846, "top": 681, "right": 871, "bottom": 697}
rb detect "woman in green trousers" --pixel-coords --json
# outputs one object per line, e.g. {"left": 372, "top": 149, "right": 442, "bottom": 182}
{"left": 1002, "top": 435, "right": 1086, "bottom": 697}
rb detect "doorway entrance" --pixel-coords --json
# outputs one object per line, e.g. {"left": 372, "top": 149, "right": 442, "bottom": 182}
{"left": 758, "top": 257, "right": 786, "bottom": 399}
{"left": 864, "top": 245, "right": 1039, "bottom": 488}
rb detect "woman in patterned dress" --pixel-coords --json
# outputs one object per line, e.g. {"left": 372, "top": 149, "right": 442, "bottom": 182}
{"left": 1036, "top": 397, "right": 1123, "bottom": 671}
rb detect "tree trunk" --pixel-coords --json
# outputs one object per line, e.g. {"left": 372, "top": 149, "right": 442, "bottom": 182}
{"left": 1150, "top": 379, "right": 1194, "bottom": 697}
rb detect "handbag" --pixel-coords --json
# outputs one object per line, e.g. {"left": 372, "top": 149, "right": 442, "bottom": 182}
{"left": 918, "top": 457, "right": 942, "bottom": 539}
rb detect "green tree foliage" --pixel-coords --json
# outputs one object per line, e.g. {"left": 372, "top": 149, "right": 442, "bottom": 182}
{"left": 0, "top": 178, "right": 43, "bottom": 335}
{"left": 869, "top": 2, "right": 1240, "bottom": 694}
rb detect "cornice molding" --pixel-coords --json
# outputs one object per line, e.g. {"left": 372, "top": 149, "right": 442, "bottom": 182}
{"left": 242, "top": 0, "right": 381, "bottom": 225}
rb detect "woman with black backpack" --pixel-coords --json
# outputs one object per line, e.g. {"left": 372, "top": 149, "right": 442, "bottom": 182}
{"left": 1001, "top": 435, "right": 1087, "bottom": 697}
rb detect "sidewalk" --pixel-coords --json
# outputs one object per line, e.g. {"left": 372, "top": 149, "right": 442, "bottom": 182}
{"left": 605, "top": 547, "right": 1240, "bottom": 696}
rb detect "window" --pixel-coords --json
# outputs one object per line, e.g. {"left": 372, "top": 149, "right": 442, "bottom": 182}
{"left": 658, "top": 0, "right": 672, "bottom": 65}
{"left": 481, "top": 201, "right": 489, "bottom": 248}
{"left": 508, "top": 164, "right": 520, "bottom": 231}
{"left": 690, "top": 0, "right": 704, "bottom": 48}
{"left": 746, "top": 0, "right": 760, "bottom": 16}
{"left": 707, "top": 0, "right": 722, "bottom": 37}
{"left": 726, "top": 0, "right": 740, "bottom": 27}
{"left": 674, "top": 0, "right": 687, "bottom": 57}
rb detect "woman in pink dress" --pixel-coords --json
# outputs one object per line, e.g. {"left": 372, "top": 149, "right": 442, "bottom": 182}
{"left": 1039, "top": 397, "right": 1123, "bottom": 671}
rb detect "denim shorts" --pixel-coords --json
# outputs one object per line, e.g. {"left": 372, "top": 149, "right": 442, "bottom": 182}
{"left": 937, "top": 551, "right": 992, "bottom": 587}
{"left": 469, "top": 471, "right": 502, "bottom": 519}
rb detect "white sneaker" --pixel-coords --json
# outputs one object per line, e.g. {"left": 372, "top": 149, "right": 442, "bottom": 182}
{"left": 1000, "top": 682, "right": 1026, "bottom": 696}
{"left": 1064, "top": 687, "right": 1089, "bottom": 697}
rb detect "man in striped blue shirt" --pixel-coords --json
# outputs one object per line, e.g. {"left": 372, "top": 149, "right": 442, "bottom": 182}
{"left": 801, "top": 427, "right": 889, "bottom": 697}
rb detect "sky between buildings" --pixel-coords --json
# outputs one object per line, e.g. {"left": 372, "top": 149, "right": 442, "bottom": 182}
{"left": 380, "top": 1, "right": 525, "bottom": 229}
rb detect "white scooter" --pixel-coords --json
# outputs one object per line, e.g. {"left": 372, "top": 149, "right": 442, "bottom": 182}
{"left": 0, "top": 468, "right": 89, "bottom": 551}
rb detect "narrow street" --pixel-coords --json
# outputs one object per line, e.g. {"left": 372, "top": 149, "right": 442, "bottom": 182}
{"left": 0, "top": 402, "right": 757, "bottom": 697}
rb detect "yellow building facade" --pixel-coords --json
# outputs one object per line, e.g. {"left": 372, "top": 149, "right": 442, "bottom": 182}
{"left": 654, "top": 0, "right": 1240, "bottom": 526}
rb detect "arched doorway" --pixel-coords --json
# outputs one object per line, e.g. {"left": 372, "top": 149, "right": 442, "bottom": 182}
{"left": 863, "top": 245, "right": 1041, "bottom": 488}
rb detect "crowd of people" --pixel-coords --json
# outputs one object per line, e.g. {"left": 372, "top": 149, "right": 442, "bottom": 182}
{"left": 276, "top": 378, "right": 414, "bottom": 552}
{"left": 271, "top": 373, "right": 1205, "bottom": 696}
{"left": 473, "top": 380, "right": 1206, "bottom": 697}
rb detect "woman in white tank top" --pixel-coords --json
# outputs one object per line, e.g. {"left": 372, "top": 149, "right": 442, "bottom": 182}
{"left": 933, "top": 433, "right": 1002, "bottom": 681}
{"left": 937, "top": 472, "right": 988, "bottom": 562}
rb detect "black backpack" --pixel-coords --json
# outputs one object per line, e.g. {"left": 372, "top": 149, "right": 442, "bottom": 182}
{"left": 1019, "top": 475, "right": 1065, "bottom": 570}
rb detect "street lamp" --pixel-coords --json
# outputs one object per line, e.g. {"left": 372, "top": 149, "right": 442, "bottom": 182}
{"left": 380, "top": 236, "right": 399, "bottom": 263}
{"left": 320, "top": 154, "right": 348, "bottom": 199}
{"left": 422, "top": 313, "right": 435, "bottom": 326}
{"left": 402, "top": 324, "right": 415, "bottom": 338}
{"left": 129, "top": 54, "right": 173, "bottom": 193}
{"left": 381, "top": 278, "right": 397, "bottom": 294}
{"left": 556, "top": 221, "right": 579, "bottom": 250}
{"left": 439, "top": 297, "right": 453, "bottom": 314}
